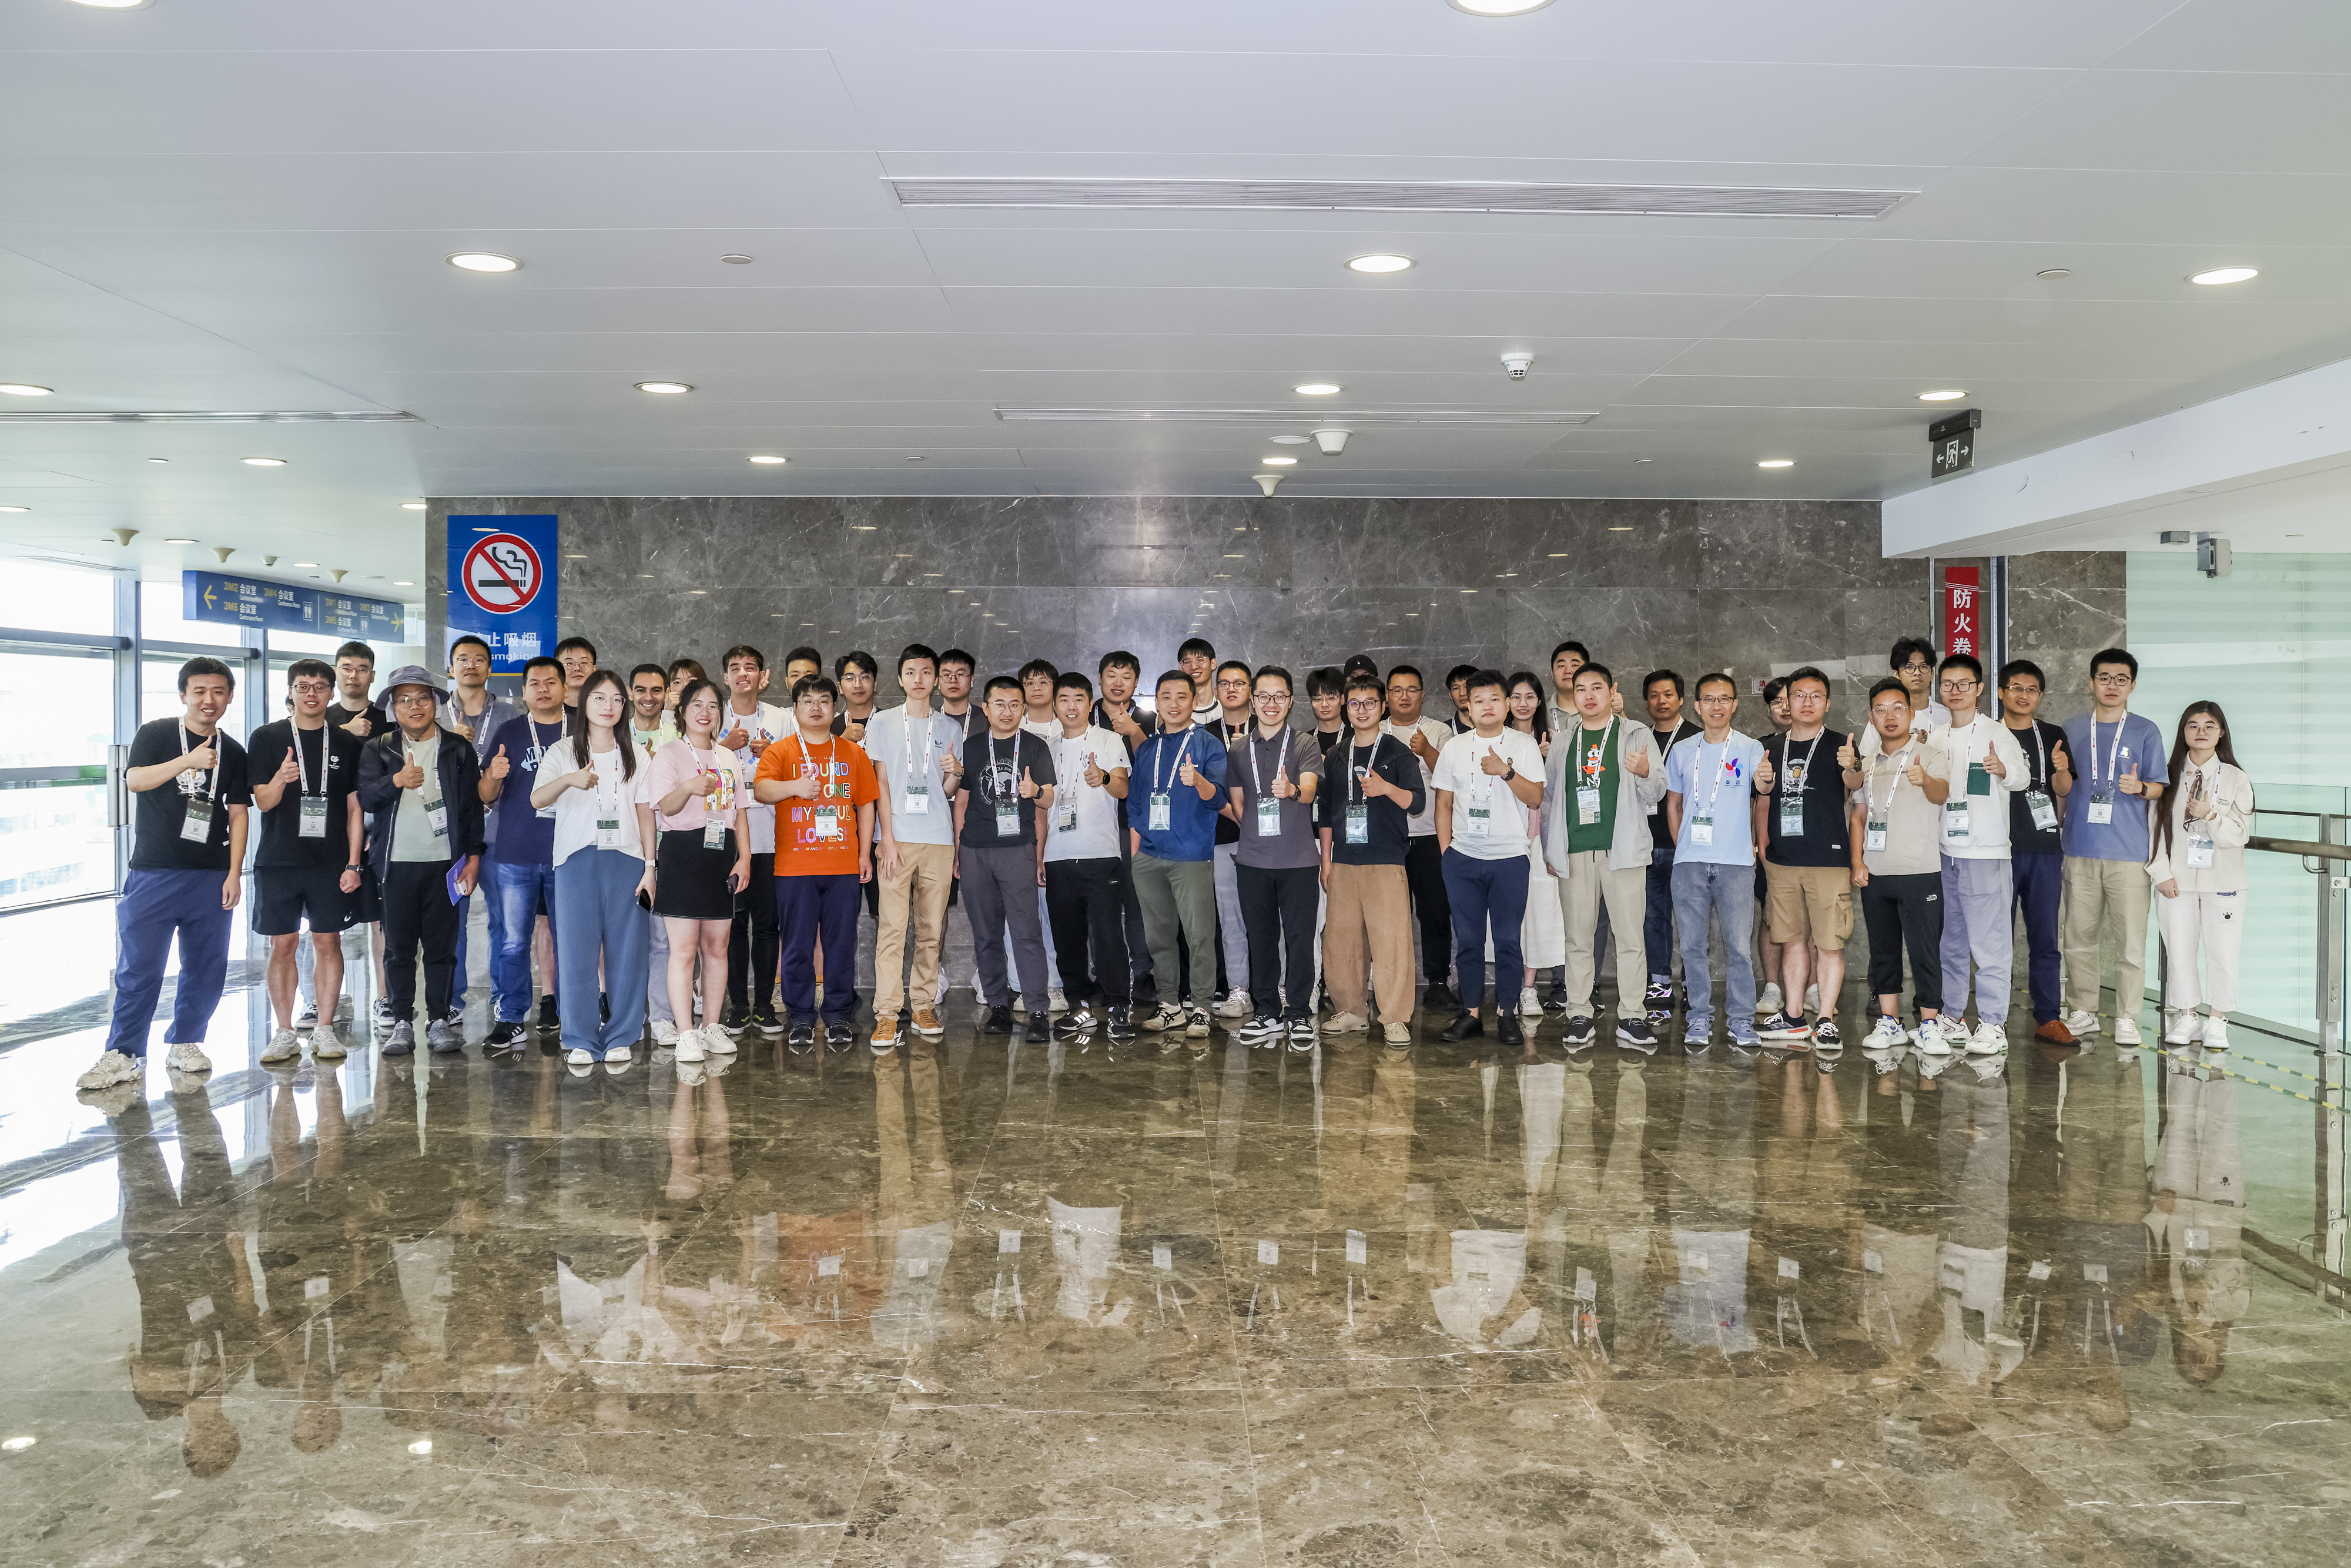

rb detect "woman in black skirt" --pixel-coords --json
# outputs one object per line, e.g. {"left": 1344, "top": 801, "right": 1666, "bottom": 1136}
{"left": 646, "top": 679, "right": 751, "bottom": 1063}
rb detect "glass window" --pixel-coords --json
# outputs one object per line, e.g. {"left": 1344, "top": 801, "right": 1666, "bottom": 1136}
{"left": 142, "top": 654, "right": 250, "bottom": 745}
{"left": 0, "top": 561, "right": 115, "bottom": 638}
{"left": 0, "top": 648, "right": 118, "bottom": 910}
{"left": 141, "top": 579, "right": 242, "bottom": 647}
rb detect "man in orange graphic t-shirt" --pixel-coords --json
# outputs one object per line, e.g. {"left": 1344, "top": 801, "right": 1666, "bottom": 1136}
{"left": 753, "top": 674, "right": 879, "bottom": 1051}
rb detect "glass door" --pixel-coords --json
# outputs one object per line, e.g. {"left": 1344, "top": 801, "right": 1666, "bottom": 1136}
{"left": 0, "top": 644, "right": 119, "bottom": 909}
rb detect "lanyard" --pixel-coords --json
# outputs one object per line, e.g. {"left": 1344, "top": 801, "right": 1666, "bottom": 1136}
{"left": 1944, "top": 715, "right": 1980, "bottom": 779}
{"left": 1248, "top": 729, "right": 1290, "bottom": 795}
{"left": 290, "top": 721, "right": 321, "bottom": 797}
{"left": 1696, "top": 738, "right": 1740, "bottom": 819}
{"left": 1864, "top": 746, "right": 1909, "bottom": 821}
{"left": 2011, "top": 721, "right": 2047, "bottom": 786}
{"left": 987, "top": 733, "right": 1016, "bottom": 800}
{"left": 902, "top": 706, "right": 923, "bottom": 791}
{"left": 1778, "top": 728, "right": 1823, "bottom": 796}
{"left": 797, "top": 733, "right": 837, "bottom": 799}
{"left": 527, "top": 713, "right": 560, "bottom": 760}
{"left": 1349, "top": 738, "right": 1368, "bottom": 802}
{"left": 178, "top": 722, "right": 216, "bottom": 799}
{"left": 1151, "top": 729, "right": 1194, "bottom": 795}
{"left": 2087, "top": 715, "right": 2128, "bottom": 784}
{"left": 689, "top": 744, "right": 732, "bottom": 810}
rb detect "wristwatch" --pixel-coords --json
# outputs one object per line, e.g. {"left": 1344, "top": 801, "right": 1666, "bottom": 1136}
{"left": 1501, "top": 760, "right": 1516, "bottom": 782}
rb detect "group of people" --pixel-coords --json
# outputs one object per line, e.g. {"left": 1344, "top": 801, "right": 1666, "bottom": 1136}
{"left": 75, "top": 627, "right": 2255, "bottom": 1091}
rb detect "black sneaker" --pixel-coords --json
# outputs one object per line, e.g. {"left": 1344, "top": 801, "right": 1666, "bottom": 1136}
{"left": 718, "top": 1002, "right": 749, "bottom": 1037}
{"left": 1616, "top": 1016, "right": 1659, "bottom": 1051}
{"left": 750, "top": 1007, "right": 783, "bottom": 1037}
{"left": 824, "top": 1020, "right": 855, "bottom": 1052}
{"left": 1106, "top": 1006, "right": 1137, "bottom": 1041}
{"left": 1286, "top": 1017, "right": 1318, "bottom": 1052}
{"left": 1543, "top": 982, "right": 1570, "bottom": 1014}
{"left": 1438, "top": 1011, "right": 1483, "bottom": 1042}
{"left": 1643, "top": 979, "right": 1673, "bottom": 1009}
{"left": 1495, "top": 1013, "right": 1525, "bottom": 1047}
{"left": 1422, "top": 981, "right": 1458, "bottom": 1011}
{"left": 786, "top": 1023, "right": 816, "bottom": 1053}
{"left": 982, "top": 1005, "right": 1014, "bottom": 1035}
{"left": 1811, "top": 1017, "right": 1843, "bottom": 1051}
{"left": 1757, "top": 1011, "right": 1813, "bottom": 1041}
{"left": 486, "top": 1020, "right": 528, "bottom": 1050}
{"left": 536, "top": 994, "right": 559, "bottom": 1030}
{"left": 1561, "top": 1014, "right": 1596, "bottom": 1046}
{"left": 1064, "top": 1003, "right": 1100, "bottom": 1033}
{"left": 1238, "top": 1013, "right": 1282, "bottom": 1046}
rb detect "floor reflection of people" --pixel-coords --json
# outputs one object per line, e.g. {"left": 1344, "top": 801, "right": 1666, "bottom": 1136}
{"left": 872, "top": 1040, "right": 958, "bottom": 1356}
{"left": 1925, "top": 1064, "right": 2019, "bottom": 1407}
{"left": 1754, "top": 1056, "right": 1853, "bottom": 1369}
{"left": 1663, "top": 1062, "right": 1759, "bottom": 1358}
{"left": 2149, "top": 1067, "right": 2246, "bottom": 1387}
{"left": 106, "top": 1080, "right": 255, "bottom": 1479}
{"left": 257, "top": 1063, "right": 352, "bottom": 1456}
{"left": 444, "top": 1050, "right": 564, "bottom": 1440}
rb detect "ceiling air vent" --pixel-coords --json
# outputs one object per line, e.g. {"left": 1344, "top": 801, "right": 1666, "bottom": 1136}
{"left": 0, "top": 410, "right": 420, "bottom": 424}
{"left": 890, "top": 177, "right": 1910, "bottom": 220}
{"left": 996, "top": 407, "right": 1595, "bottom": 426}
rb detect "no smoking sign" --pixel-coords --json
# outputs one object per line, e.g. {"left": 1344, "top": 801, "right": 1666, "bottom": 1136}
{"left": 461, "top": 532, "right": 544, "bottom": 616}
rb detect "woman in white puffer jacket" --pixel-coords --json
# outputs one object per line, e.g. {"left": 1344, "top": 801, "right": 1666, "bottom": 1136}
{"left": 2146, "top": 702, "right": 2254, "bottom": 1051}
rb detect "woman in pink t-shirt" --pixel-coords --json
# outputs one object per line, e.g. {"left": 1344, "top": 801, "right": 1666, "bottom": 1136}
{"left": 646, "top": 679, "right": 751, "bottom": 1061}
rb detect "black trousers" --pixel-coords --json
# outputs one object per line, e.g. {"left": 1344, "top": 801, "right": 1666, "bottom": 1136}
{"left": 1238, "top": 862, "right": 1319, "bottom": 1018}
{"left": 1117, "top": 821, "right": 1154, "bottom": 996}
{"left": 1402, "top": 835, "right": 1453, "bottom": 987}
{"left": 726, "top": 851, "right": 778, "bottom": 1013}
{"left": 1046, "top": 855, "right": 1131, "bottom": 1008}
{"left": 1861, "top": 871, "right": 1944, "bottom": 1014}
{"left": 383, "top": 857, "right": 462, "bottom": 1024}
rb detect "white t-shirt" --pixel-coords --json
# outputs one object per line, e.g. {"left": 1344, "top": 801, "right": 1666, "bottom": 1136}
{"left": 718, "top": 699, "right": 788, "bottom": 854}
{"left": 1858, "top": 697, "right": 1954, "bottom": 756}
{"left": 1020, "top": 715, "right": 1059, "bottom": 742}
{"left": 1043, "top": 725, "right": 1127, "bottom": 863}
{"left": 863, "top": 702, "right": 965, "bottom": 849}
{"left": 1930, "top": 713, "right": 2029, "bottom": 860}
{"left": 549, "top": 741, "right": 654, "bottom": 868}
{"left": 1381, "top": 716, "right": 1455, "bottom": 837}
{"left": 1429, "top": 726, "right": 1549, "bottom": 860}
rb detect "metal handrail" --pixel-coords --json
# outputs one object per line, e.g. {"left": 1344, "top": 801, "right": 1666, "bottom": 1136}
{"left": 2248, "top": 835, "right": 2351, "bottom": 863}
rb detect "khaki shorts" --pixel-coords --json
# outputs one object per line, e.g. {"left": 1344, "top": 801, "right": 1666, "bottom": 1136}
{"left": 1766, "top": 861, "right": 1854, "bottom": 950}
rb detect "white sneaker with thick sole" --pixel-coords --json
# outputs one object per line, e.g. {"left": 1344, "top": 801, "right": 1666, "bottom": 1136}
{"left": 1914, "top": 1017, "right": 1955, "bottom": 1056}
{"left": 260, "top": 1027, "right": 303, "bottom": 1064}
{"left": 1215, "top": 989, "right": 1251, "bottom": 1018}
{"left": 2201, "top": 1016, "right": 2230, "bottom": 1051}
{"left": 2062, "top": 1007, "right": 2100, "bottom": 1038}
{"left": 565, "top": 1047, "right": 594, "bottom": 1066}
{"left": 1967, "top": 1021, "right": 2007, "bottom": 1055}
{"left": 309, "top": 1022, "right": 347, "bottom": 1060}
{"left": 76, "top": 1050, "right": 144, "bottom": 1090}
{"left": 2162, "top": 1009, "right": 2203, "bottom": 1045}
{"left": 2112, "top": 1016, "right": 2143, "bottom": 1047}
{"left": 674, "top": 1028, "right": 706, "bottom": 1062}
{"left": 1864, "top": 1016, "right": 1908, "bottom": 1050}
{"left": 652, "top": 1018, "right": 679, "bottom": 1046}
{"left": 704, "top": 1027, "right": 738, "bottom": 1054}
{"left": 605, "top": 1045, "right": 632, "bottom": 1067}
{"left": 164, "top": 1041, "right": 212, "bottom": 1075}
{"left": 1755, "top": 983, "right": 1783, "bottom": 1017}
{"left": 1519, "top": 986, "right": 1542, "bottom": 1016}
{"left": 1321, "top": 1011, "right": 1369, "bottom": 1035}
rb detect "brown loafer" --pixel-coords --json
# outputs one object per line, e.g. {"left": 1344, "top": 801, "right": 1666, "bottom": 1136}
{"left": 2034, "top": 1018, "right": 2076, "bottom": 1044}
{"left": 910, "top": 1007, "right": 945, "bottom": 1039}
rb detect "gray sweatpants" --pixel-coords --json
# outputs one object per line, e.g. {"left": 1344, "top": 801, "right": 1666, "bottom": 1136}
{"left": 1135, "top": 852, "right": 1219, "bottom": 1009}
{"left": 1939, "top": 854, "right": 2014, "bottom": 1026}
{"left": 964, "top": 843, "right": 1050, "bottom": 1013}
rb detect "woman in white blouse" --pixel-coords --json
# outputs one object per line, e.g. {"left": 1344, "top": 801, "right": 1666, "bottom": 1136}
{"left": 533, "top": 669, "right": 656, "bottom": 1068}
{"left": 2148, "top": 702, "right": 2253, "bottom": 1051}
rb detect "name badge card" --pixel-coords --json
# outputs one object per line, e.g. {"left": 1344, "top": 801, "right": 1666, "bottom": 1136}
{"left": 1148, "top": 792, "right": 1172, "bottom": 832}
{"left": 2087, "top": 784, "right": 2115, "bottom": 825}
{"left": 181, "top": 795, "right": 214, "bottom": 843}
{"left": 703, "top": 816, "right": 726, "bottom": 851}
{"left": 1464, "top": 803, "right": 1492, "bottom": 837}
{"left": 299, "top": 795, "right": 329, "bottom": 839}
{"left": 1689, "top": 813, "right": 1713, "bottom": 847}
{"left": 1256, "top": 796, "right": 1282, "bottom": 836}
{"left": 903, "top": 782, "right": 929, "bottom": 816}
{"left": 1345, "top": 803, "right": 1369, "bottom": 844}
{"left": 2027, "top": 788, "right": 2058, "bottom": 832}
{"left": 1865, "top": 818, "right": 1887, "bottom": 853}
{"left": 814, "top": 803, "right": 843, "bottom": 840}
{"left": 995, "top": 803, "right": 1020, "bottom": 837}
{"left": 1577, "top": 785, "right": 1601, "bottom": 825}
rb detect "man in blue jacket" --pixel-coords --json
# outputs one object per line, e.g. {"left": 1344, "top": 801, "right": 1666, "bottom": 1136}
{"left": 359, "top": 665, "right": 485, "bottom": 1056}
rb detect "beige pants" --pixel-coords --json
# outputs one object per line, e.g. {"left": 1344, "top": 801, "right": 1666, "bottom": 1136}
{"left": 1556, "top": 850, "right": 1648, "bottom": 1014}
{"left": 1325, "top": 862, "right": 1417, "bottom": 1024}
{"left": 874, "top": 839, "right": 955, "bottom": 1018}
{"left": 2062, "top": 856, "right": 2152, "bottom": 1016}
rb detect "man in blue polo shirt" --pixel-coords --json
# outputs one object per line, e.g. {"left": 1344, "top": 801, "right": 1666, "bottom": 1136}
{"left": 477, "top": 655, "right": 574, "bottom": 1049}
{"left": 1130, "top": 670, "right": 1227, "bottom": 1038}
{"left": 2059, "top": 647, "right": 2168, "bottom": 1047}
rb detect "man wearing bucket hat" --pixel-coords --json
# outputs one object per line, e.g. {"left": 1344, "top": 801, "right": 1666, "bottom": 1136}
{"left": 357, "top": 665, "right": 485, "bottom": 1056}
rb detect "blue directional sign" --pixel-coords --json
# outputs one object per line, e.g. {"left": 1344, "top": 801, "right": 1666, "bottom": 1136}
{"left": 182, "top": 571, "right": 406, "bottom": 642}
{"left": 319, "top": 591, "right": 406, "bottom": 641}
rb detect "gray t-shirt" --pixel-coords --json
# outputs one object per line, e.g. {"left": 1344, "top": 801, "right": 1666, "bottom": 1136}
{"left": 1227, "top": 728, "right": 1327, "bottom": 870}
{"left": 863, "top": 702, "right": 966, "bottom": 849}
{"left": 1851, "top": 741, "right": 1948, "bottom": 877}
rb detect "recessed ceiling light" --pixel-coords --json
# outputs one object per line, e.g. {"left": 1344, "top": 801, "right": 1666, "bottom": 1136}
{"left": 2036, "top": 269, "right": 2071, "bottom": 280}
{"left": 0, "top": 384, "right": 53, "bottom": 397}
{"left": 242, "top": 456, "right": 286, "bottom": 466}
{"left": 393, "top": 579, "right": 414, "bottom": 586}
{"left": 148, "top": 457, "right": 168, "bottom": 464}
{"left": 635, "top": 381, "right": 692, "bottom": 394}
{"left": 293, "top": 560, "right": 317, "bottom": 567}
{"left": 1633, "top": 458, "right": 1653, "bottom": 464}
{"left": 1346, "top": 253, "right": 1415, "bottom": 274}
{"left": 1260, "top": 456, "right": 1298, "bottom": 466}
{"left": 1757, "top": 458, "right": 1794, "bottom": 468}
{"left": 720, "top": 253, "right": 754, "bottom": 265}
{"left": 748, "top": 454, "right": 788, "bottom": 464}
{"left": 903, "top": 455, "right": 925, "bottom": 462}
{"left": 1268, "top": 435, "right": 1310, "bottom": 445}
{"left": 69, "top": 0, "right": 152, "bottom": 9}
{"left": 401, "top": 501, "right": 426, "bottom": 510}
{"left": 1448, "top": 0, "right": 1555, "bottom": 12}
{"left": 447, "top": 252, "right": 520, "bottom": 273}
{"left": 0, "top": 505, "right": 28, "bottom": 513}
{"left": 1917, "top": 389, "right": 1968, "bottom": 402}
{"left": 1294, "top": 383, "right": 1341, "bottom": 396}
{"left": 2189, "top": 267, "right": 2258, "bottom": 286}
{"left": 163, "top": 537, "right": 197, "bottom": 544}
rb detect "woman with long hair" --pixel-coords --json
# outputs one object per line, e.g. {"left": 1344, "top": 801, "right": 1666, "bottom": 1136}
{"left": 1498, "top": 672, "right": 1566, "bottom": 1018}
{"left": 646, "top": 679, "right": 752, "bottom": 1065}
{"left": 2148, "top": 701, "right": 2253, "bottom": 1051}
{"left": 534, "top": 668, "right": 655, "bottom": 1067}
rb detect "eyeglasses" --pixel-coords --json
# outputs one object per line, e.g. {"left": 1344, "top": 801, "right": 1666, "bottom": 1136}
{"left": 290, "top": 681, "right": 332, "bottom": 696}
{"left": 1696, "top": 693, "right": 1736, "bottom": 705}
{"left": 2092, "top": 673, "right": 2134, "bottom": 686}
{"left": 1254, "top": 691, "right": 1290, "bottom": 703}
{"left": 391, "top": 691, "right": 437, "bottom": 707}
{"left": 1345, "top": 697, "right": 1384, "bottom": 710}
{"left": 1898, "top": 661, "right": 1934, "bottom": 672}
{"left": 2001, "top": 682, "right": 2041, "bottom": 695}
{"left": 1938, "top": 678, "right": 1978, "bottom": 693}
{"left": 1387, "top": 685, "right": 1420, "bottom": 696}
{"left": 1869, "top": 703, "right": 1910, "bottom": 716}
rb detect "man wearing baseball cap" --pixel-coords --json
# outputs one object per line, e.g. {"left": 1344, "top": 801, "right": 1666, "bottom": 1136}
{"left": 357, "top": 665, "right": 486, "bottom": 1056}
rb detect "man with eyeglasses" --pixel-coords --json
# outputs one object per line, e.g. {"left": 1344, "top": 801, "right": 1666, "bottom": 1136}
{"left": 1384, "top": 665, "right": 1458, "bottom": 1010}
{"left": 1207, "top": 658, "right": 1257, "bottom": 1019}
{"left": 443, "top": 634, "right": 518, "bottom": 1029}
{"left": 359, "top": 666, "right": 485, "bottom": 1056}
{"left": 1227, "top": 666, "right": 1325, "bottom": 1048}
{"left": 1662, "top": 673, "right": 1766, "bottom": 1049}
{"left": 1858, "top": 638, "right": 1952, "bottom": 759}
{"left": 1998, "top": 660, "right": 2075, "bottom": 1043}
{"left": 2059, "top": 648, "right": 2168, "bottom": 1046}
{"left": 1928, "top": 654, "right": 2030, "bottom": 1056}
{"left": 250, "top": 658, "right": 365, "bottom": 1067}
{"left": 1321, "top": 675, "right": 1426, "bottom": 1046}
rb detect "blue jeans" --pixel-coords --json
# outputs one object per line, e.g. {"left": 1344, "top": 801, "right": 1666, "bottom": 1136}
{"left": 2010, "top": 850, "right": 2063, "bottom": 1025}
{"left": 451, "top": 854, "right": 505, "bottom": 1007}
{"left": 1672, "top": 860, "right": 1757, "bottom": 1039}
{"left": 108, "top": 867, "right": 233, "bottom": 1058}
{"left": 1441, "top": 847, "right": 1529, "bottom": 1013}
{"left": 776, "top": 872, "right": 862, "bottom": 1023}
{"left": 491, "top": 857, "right": 558, "bottom": 1022}
{"left": 552, "top": 848, "right": 649, "bottom": 1057}
{"left": 1644, "top": 845, "right": 1676, "bottom": 984}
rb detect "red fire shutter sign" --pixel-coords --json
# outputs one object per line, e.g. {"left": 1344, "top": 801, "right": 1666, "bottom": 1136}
{"left": 1944, "top": 567, "right": 1981, "bottom": 659}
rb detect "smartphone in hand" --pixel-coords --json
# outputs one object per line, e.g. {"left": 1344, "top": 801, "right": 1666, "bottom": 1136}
{"left": 637, "top": 888, "right": 653, "bottom": 911}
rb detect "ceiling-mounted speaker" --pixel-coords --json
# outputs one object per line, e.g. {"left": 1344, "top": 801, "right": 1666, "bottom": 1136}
{"left": 1312, "top": 429, "right": 1350, "bottom": 455}
{"left": 1254, "top": 474, "right": 1284, "bottom": 497}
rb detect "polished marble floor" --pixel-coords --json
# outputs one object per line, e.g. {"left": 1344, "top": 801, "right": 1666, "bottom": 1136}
{"left": 1, "top": 899, "right": 2346, "bottom": 1567}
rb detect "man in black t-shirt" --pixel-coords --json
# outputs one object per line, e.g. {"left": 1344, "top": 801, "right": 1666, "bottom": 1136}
{"left": 248, "top": 658, "right": 365, "bottom": 1066}
{"left": 1092, "top": 649, "right": 1160, "bottom": 1004}
{"left": 1319, "top": 676, "right": 1426, "bottom": 1046}
{"left": 79, "top": 656, "right": 253, "bottom": 1094}
{"left": 953, "top": 675, "right": 1059, "bottom": 1036}
{"left": 1756, "top": 666, "right": 1856, "bottom": 1048}
{"left": 327, "top": 640, "right": 385, "bottom": 739}
{"left": 1999, "top": 659, "right": 2075, "bottom": 1043}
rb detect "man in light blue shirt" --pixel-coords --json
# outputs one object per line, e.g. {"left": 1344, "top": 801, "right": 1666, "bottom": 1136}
{"left": 865, "top": 644, "right": 967, "bottom": 1048}
{"left": 1663, "top": 673, "right": 1769, "bottom": 1047}
{"left": 2058, "top": 647, "right": 2169, "bottom": 1046}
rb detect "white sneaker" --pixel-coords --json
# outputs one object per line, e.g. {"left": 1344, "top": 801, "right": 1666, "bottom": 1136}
{"left": 652, "top": 1018, "right": 679, "bottom": 1047}
{"left": 308, "top": 1023, "right": 347, "bottom": 1061}
{"left": 2162, "top": 1009, "right": 2202, "bottom": 1045}
{"left": 1804, "top": 984, "right": 1820, "bottom": 1014}
{"left": 703, "top": 1027, "right": 738, "bottom": 1054}
{"left": 2112, "top": 1016, "right": 2142, "bottom": 1047}
{"left": 76, "top": 1049, "right": 143, "bottom": 1091}
{"left": 260, "top": 1027, "right": 303, "bottom": 1064}
{"left": 675, "top": 1027, "right": 706, "bottom": 1062}
{"left": 1914, "top": 1017, "right": 1954, "bottom": 1056}
{"left": 605, "top": 1045, "right": 632, "bottom": 1067}
{"left": 1048, "top": 989, "right": 1068, "bottom": 1015}
{"left": 565, "top": 1047, "right": 594, "bottom": 1066}
{"left": 1865, "top": 1016, "right": 1908, "bottom": 1050}
{"left": 1519, "top": 986, "right": 1542, "bottom": 1016}
{"left": 1967, "top": 1021, "right": 2007, "bottom": 1055}
{"left": 1756, "top": 983, "right": 1783, "bottom": 1017}
{"left": 294, "top": 1000, "right": 318, "bottom": 1029}
{"left": 2201, "top": 1016, "right": 2230, "bottom": 1051}
{"left": 1321, "top": 1011, "right": 1369, "bottom": 1035}
{"left": 164, "top": 1040, "right": 212, "bottom": 1075}
{"left": 2062, "top": 1007, "right": 2100, "bottom": 1038}
{"left": 1215, "top": 989, "right": 1251, "bottom": 1018}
